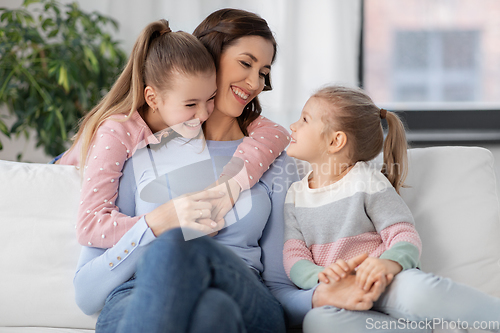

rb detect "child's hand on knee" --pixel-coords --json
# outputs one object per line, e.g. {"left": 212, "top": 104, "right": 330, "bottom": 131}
{"left": 318, "top": 259, "right": 351, "bottom": 284}
{"left": 355, "top": 257, "right": 401, "bottom": 291}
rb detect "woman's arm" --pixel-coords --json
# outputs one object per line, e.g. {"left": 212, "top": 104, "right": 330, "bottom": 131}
{"left": 259, "top": 152, "right": 315, "bottom": 327}
{"left": 73, "top": 158, "right": 152, "bottom": 315}
{"left": 73, "top": 217, "right": 156, "bottom": 315}
{"left": 73, "top": 150, "right": 224, "bottom": 315}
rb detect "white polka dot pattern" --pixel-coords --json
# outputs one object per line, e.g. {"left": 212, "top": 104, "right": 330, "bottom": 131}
{"left": 221, "top": 116, "right": 291, "bottom": 191}
{"left": 57, "top": 110, "right": 155, "bottom": 248}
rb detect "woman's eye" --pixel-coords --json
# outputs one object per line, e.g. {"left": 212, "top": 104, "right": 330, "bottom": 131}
{"left": 240, "top": 61, "right": 251, "bottom": 68}
{"left": 259, "top": 72, "right": 266, "bottom": 78}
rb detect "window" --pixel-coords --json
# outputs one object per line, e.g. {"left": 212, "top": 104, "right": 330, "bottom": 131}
{"left": 362, "top": 0, "right": 500, "bottom": 142}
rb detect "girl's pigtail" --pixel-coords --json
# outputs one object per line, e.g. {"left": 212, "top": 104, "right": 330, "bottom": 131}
{"left": 70, "top": 20, "right": 170, "bottom": 174}
{"left": 381, "top": 110, "right": 408, "bottom": 193}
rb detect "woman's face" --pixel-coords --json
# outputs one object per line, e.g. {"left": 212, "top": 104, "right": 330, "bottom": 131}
{"left": 214, "top": 36, "right": 274, "bottom": 118}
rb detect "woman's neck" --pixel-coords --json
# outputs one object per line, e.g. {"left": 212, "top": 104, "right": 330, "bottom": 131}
{"left": 204, "top": 109, "right": 244, "bottom": 141}
{"left": 308, "top": 155, "right": 354, "bottom": 189}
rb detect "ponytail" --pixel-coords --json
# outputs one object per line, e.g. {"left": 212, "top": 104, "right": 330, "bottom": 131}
{"left": 66, "top": 19, "right": 215, "bottom": 174}
{"left": 381, "top": 110, "right": 408, "bottom": 193}
{"left": 313, "top": 85, "right": 409, "bottom": 194}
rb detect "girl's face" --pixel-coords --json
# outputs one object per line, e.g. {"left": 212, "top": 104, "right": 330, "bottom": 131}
{"left": 214, "top": 36, "right": 274, "bottom": 118}
{"left": 288, "top": 97, "right": 331, "bottom": 164}
{"left": 151, "top": 71, "right": 217, "bottom": 138}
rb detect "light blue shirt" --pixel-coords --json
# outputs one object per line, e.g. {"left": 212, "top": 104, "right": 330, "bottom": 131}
{"left": 73, "top": 137, "right": 313, "bottom": 327}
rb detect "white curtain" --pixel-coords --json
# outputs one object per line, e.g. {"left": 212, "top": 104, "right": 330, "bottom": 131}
{"left": 0, "top": 0, "right": 361, "bottom": 161}
{"left": 74, "top": 0, "right": 362, "bottom": 127}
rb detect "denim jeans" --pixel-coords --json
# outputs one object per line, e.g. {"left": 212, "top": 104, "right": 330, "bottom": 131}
{"left": 303, "top": 269, "right": 500, "bottom": 333}
{"left": 96, "top": 228, "right": 286, "bottom": 333}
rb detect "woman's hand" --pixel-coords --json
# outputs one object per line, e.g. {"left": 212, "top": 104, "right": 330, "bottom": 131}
{"left": 203, "top": 177, "right": 242, "bottom": 236}
{"left": 144, "top": 189, "right": 225, "bottom": 237}
{"left": 355, "top": 257, "right": 402, "bottom": 291}
{"left": 312, "top": 253, "right": 391, "bottom": 310}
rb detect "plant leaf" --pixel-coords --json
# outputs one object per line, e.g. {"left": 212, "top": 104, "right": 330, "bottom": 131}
{"left": 0, "top": 120, "right": 9, "bottom": 138}
{"left": 58, "top": 65, "right": 69, "bottom": 92}
{"left": 23, "top": 0, "right": 41, "bottom": 7}
{"left": 0, "top": 66, "right": 17, "bottom": 100}
{"left": 54, "top": 107, "right": 66, "bottom": 141}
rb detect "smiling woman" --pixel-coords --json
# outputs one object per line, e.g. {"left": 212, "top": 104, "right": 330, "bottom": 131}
{"left": 206, "top": 36, "right": 275, "bottom": 139}
{"left": 70, "top": 9, "right": 307, "bottom": 333}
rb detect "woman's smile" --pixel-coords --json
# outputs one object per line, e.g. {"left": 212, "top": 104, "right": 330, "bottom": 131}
{"left": 231, "top": 85, "right": 250, "bottom": 104}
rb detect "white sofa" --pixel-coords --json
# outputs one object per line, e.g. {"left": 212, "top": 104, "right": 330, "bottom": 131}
{"left": 1, "top": 146, "right": 500, "bottom": 332}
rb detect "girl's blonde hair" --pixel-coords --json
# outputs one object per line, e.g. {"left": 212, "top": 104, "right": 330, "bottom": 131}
{"left": 67, "top": 19, "right": 215, "bottom": 172}
{"left": 313, "top": 85, "right": 408, "bottom": 193}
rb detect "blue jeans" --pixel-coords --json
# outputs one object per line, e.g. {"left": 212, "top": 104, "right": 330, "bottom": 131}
{"left": 303, "top": 269, "right": 500, "bottom": 333}
{"left": 96, "top": 228, "right": 286, "bottom": 333}
{"left": 48, "top": 152, "right": 65, "bottom": 164}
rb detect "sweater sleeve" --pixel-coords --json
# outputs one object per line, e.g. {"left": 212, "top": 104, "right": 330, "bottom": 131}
{"left": 73, "top": 217, "right": 156, "bottom": 315}
{"left": 366, "top": 172, "right": 422, "bottom": 271}
{"left": 74, "top": 160, "right": 155, "bottom": 315}
{"left": 75, "top": 129, "right": 143, "bottom": 248}
{"left": 223, "top": 116, "right": 290, "bottom": 190}
{"left": 260, "top": 153, "right": 314, "bottom": 328}
{"left": 283, "top": 188, "right": 323, "bottom": 289}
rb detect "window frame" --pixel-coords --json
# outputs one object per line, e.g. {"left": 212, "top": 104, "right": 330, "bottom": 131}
{"left": 359, "top": 0, "right": 500, "bottom": 144}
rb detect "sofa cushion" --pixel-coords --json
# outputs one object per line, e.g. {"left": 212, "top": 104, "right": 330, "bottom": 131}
{"left": 0, "top": 160, "right": 97, "bottom": 329}
{"left": 400, "top": 146, "right": 500, "bottom": 298}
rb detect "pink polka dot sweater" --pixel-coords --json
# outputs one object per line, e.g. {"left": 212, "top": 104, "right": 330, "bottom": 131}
{"left": 59, "top": 110, "right": 290, "bottom": 248}
{"left": 283, "top": 161, "right": 422, "bottom": 290}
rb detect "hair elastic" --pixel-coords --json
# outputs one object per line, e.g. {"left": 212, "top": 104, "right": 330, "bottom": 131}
{"left": 380, "top": 108, "right": 387, "bottom": 119}
{"left": 160, "top": 27, "right": 172, "bottom": 35}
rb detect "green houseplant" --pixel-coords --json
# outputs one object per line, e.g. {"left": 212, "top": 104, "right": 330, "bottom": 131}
{"left": 0, "top": 0, "right": 127, "bottom": 159}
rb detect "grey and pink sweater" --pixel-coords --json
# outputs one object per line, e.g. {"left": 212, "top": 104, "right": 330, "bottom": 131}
{"left": 283, "top": 161, "right": 422, "bottom": 289}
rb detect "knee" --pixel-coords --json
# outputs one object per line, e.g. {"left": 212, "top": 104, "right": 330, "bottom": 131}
{"left": 189, "top": 289, "right": 244, "bottom": 333}
{"left": 138, "top": 228, "right": 216, "bottom": 273}
{"left": 391, "top": 270, "right": 452, "bottom": 312}
{"left": 303, "top": 306, "right": 345, "bottom": 333}
{"left": 155, "top": 228, "right": 211, "bottom": 251}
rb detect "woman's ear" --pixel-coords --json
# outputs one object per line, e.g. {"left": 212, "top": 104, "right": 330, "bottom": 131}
{"left": 144, "top": 86, "right": 158, "bottom": 110}
{"left": 328, "top": 131, "right": 347, "bottom": 154}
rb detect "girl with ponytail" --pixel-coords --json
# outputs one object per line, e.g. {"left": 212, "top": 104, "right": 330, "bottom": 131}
{"left": 58, "top": 18, "right": 290, "bottom": 248}
{"left": 284, "top": 85, "right": 500, "bottom": 332}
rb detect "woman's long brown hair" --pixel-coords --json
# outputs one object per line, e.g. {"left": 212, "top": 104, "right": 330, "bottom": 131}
{"left": 193, "top": 9, "right": 277, "bottom": 135}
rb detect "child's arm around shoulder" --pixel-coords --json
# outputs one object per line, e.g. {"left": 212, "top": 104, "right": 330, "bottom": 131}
{"left": 68, "top": 120, "right": 145, "bottom": 248}
{"left": 224, "top": 116, "right": 290, "bottom": 190}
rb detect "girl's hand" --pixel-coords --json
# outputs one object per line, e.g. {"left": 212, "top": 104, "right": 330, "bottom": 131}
{"left": 204, "top": 177, "right": 242, "bottom": 235}
{"left": 145, "top": 189, "right": 225, "bottom": 237}
{"left": 355, "top": 257, "right": 402, "bottom": 291}
{"left": 318, "top": 259, "right": 351, "bottom": 284}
